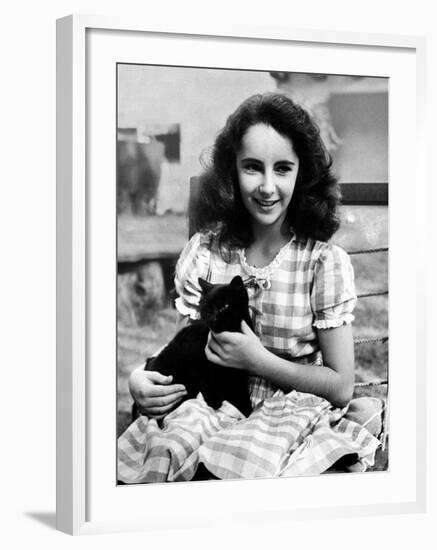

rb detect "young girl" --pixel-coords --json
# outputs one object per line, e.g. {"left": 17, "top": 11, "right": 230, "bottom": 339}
{"left": 119, "top": 93, "right": 384, "bottom": 483}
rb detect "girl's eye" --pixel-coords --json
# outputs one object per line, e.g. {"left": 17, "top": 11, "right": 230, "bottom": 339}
{"left": 242, "top": 163, "right": 261, "bottom": 173}
{"left": 275, "top": 164, "right": 292, "bottom": 174}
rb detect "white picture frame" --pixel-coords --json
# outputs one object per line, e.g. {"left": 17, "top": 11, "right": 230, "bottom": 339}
{"left": 56, "top": 14, "right": 427, "bottom": 535}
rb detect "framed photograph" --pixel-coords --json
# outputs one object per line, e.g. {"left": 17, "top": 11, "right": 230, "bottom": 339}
{"left": 56, "top": 15, "right": 427, "bottom": 535}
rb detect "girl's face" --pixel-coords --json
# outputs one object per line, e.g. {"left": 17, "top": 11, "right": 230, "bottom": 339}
{"left": 236, "top": 123, "right": 299, "bottom": 234}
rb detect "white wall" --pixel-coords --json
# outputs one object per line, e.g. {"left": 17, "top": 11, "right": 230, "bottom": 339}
{"left": 1, "top": 0, "right": 435, "bottom": 548}
{"left": 277, "top": 74, "right": 389, "bottom": 183}
{"left": 330, "top": 91, "right": 388, "bottom": 182}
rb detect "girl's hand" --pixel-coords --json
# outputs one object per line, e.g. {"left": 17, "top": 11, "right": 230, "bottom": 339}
{"left": 205, "top": 320, "right": 268, "bottom": 372}
{"left": 128, "top": 367, "right": 187, "bottom": 418}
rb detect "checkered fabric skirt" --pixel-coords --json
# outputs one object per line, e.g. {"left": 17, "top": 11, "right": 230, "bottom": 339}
{"left": 117, "top": 390, "right": 381, "bottom": 483}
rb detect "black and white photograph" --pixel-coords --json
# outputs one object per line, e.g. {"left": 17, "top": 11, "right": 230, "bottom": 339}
{"left": 116, "top": 65, "right": 389, "bottom": 484}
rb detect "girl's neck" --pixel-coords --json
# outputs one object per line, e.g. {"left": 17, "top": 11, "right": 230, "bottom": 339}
{"left": 246, "top": 222, "right": 291, "bottom": 267}
{"left": 251, "top": 220, "right": 290, "bottom": 253}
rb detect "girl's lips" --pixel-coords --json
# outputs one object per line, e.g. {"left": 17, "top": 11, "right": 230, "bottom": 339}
{"left": 253, "top": 198, "right": 280, "bottom": 207}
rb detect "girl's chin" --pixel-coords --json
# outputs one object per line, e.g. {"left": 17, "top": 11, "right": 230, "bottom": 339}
{"left": 251, "top": 211, "right": 285, "bottom": 227}
{"left": 244, "top": 201, "right": 288, "bottom": 228}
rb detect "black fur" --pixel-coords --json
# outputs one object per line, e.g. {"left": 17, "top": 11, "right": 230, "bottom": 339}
{"left": 145, "top": 275, "right": 253, "bottom": 417}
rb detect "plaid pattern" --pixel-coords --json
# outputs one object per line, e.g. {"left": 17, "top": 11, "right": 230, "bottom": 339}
{"left": 175, "top": 231, "right": 356, "bottom": 347}
{"left": 174, "top": 231, "right": 357, "bottom": 399}
{"left": 117, "top": 391, "right": 381, "bottom": 483}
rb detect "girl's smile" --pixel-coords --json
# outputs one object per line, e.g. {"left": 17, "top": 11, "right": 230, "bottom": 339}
{"left": 236, "top": 123, "right": 299, "bottom": 233}
{"left": 253, "top": 198, "right": 280, "bottom": 208}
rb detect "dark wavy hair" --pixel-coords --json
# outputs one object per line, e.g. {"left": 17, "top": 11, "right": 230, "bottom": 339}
{"left": 190, "top": 92, "right": 341, "bottom": 253}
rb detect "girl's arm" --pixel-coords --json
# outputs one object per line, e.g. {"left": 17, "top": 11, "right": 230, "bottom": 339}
{"left": 256, "top": 325, "right": 354, "bottom": 407}
{"left": 128, "top": 369, "right": 187, "bottom": 418}
{"left": 206, "top": 322, "right": 355, "bottom": 408}
{"left": 128, "top": 313, "right": 189, "bottom": 417}
{"left": 176, "top": 312, "right": 191, "bottom": 330}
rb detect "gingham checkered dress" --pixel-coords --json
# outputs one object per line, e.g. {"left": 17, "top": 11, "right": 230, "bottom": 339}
{"left": 117, "top": 231, "right": 381, "bottom": 483}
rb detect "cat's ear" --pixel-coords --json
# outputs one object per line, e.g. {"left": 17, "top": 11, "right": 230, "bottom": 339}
{"left": 229, "top": 275, "right": 245, "bottom": 291}
{"left": 198, "top": 278, "right": 213, "bottom": 294}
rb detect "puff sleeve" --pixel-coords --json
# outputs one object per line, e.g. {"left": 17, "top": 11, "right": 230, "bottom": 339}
{"left": 311, "top": 244, "right": 357, "bottom": 329}
{"left": 174, "top": 232, "right": 211, "bottom": 320}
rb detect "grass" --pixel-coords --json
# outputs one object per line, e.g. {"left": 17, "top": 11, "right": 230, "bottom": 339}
{"left": 350, "top": 251, "right": 388, "bottom": 390}
{"left": 117, "top": 307, "right": 178, "bottom": 436}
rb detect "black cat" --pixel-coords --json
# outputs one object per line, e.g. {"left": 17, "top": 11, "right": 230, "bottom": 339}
{"left": 144, "top": 275, "right": 253, "bottom": 417}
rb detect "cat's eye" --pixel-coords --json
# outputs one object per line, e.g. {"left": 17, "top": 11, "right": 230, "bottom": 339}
{"left": 218, "top": 303, "right": 230, "bottom": 314}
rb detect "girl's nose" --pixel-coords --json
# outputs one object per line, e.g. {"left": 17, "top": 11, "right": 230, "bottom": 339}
{"left": 258, "top": 171, "right": 275, "bottom": 195}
